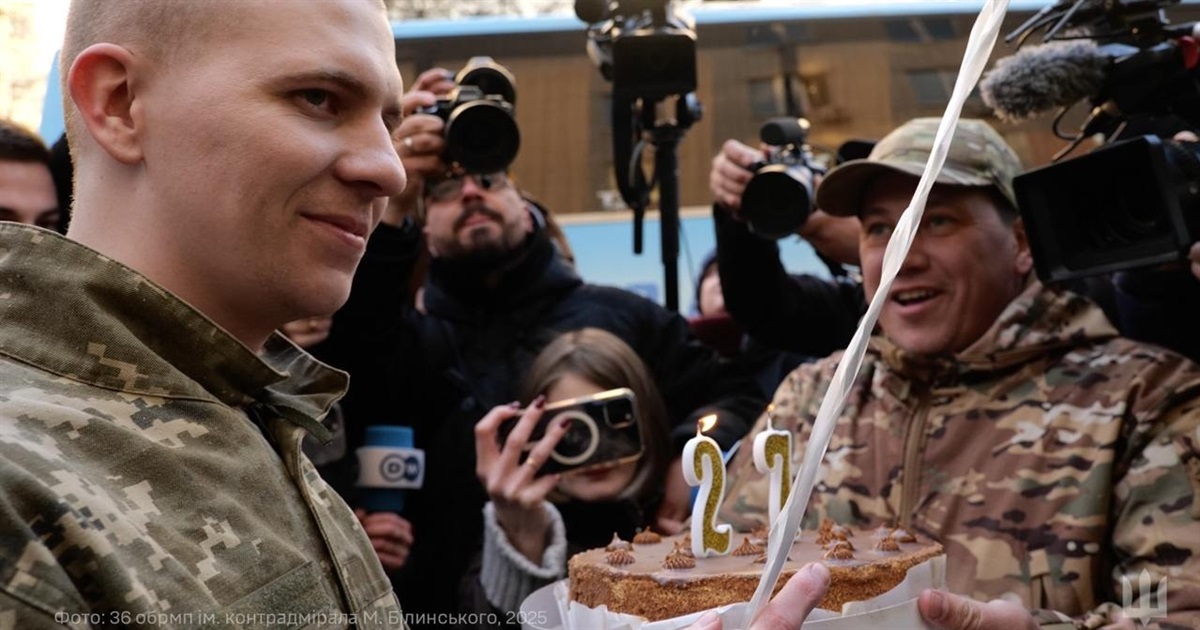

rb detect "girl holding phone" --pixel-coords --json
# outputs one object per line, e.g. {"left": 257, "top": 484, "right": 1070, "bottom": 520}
{"left": 465, "top": 328, "right": 671, "bottom": 623}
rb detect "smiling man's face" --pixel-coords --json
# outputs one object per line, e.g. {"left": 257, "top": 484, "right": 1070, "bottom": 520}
{"left": 858, "top": 172, "right": 1032, "bottom": 356}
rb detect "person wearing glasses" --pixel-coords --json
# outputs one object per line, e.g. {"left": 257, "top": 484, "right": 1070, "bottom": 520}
{"left": 316, "top": 68, "right": 767, "bottom": 627}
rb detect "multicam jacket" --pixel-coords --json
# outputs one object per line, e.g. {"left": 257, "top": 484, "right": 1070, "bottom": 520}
{"left": 0, "top": 226, "right": 405, "bottom": 629}
{"left": 721, "top": 281, "right": 1200, "bottom": 629}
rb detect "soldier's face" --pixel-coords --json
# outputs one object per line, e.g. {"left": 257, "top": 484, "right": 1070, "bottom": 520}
{"left": 135, "top": 0, "right": 405, "bottom": 338}
{"left": 858, "top": 173, "right": 1032, "bottom": 356}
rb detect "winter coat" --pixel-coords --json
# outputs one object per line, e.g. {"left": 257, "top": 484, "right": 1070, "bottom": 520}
{"left": 722, "top": 281, "right": 1200, "bottom": 628}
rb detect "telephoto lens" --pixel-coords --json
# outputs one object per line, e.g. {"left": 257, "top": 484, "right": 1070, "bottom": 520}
{"left": 420, "top": 57, "right": 520, "bottom": 173}
{"left": 740, "top": 117, "right": 820, "bottom": 239}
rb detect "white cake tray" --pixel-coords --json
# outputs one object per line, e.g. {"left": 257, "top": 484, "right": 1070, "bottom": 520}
{"left": 520, "top": 555, "right": 944, "bottom": 630}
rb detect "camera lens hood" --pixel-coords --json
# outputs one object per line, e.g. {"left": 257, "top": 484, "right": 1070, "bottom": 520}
{"left": 444, "top": 100, "right": 521, "bottom": 174}
{"left": 741, "top": 165, "right": 814, "bottom": 240}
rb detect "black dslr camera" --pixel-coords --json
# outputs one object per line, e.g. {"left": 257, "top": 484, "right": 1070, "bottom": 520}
{"left": 740, "top": 117, "right": 825, "bottom": 240}
{"left": 419, "top": 56, "right": 520, "bottom": 174}
{"left": 982, "top": 0, "right": 1200, "bottom": 281}
{"left": 498, "top": 388, "right": 643, "bottom": 475}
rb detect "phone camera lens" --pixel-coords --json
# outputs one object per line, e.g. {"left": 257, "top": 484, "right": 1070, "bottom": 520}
{"left": 555, "top": 416, "right": 594, "bottom": 458}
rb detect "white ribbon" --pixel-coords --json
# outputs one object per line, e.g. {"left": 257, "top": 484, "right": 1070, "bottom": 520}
{"left": 739, "top": 1, "right": 1012, "bottom": 626}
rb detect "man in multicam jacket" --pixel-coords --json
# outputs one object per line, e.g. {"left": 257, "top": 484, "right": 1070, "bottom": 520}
{"left": 0, "top": 0, "right": 411, "bottom": 627}
{"left": 720, "top": 118, "right": 1200, "bottom": 629}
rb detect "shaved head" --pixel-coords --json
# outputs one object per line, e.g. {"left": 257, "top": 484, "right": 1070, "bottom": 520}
{"left": 61, "top": 0, "right": 222, "bottom": 151}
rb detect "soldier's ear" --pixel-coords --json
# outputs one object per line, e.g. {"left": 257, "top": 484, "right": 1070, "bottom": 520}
{"left": 67, "top": 43, "right": 144, "bottom": 165}
{"left": 1011, "top": 217, "right": 1034, "bottom": 276}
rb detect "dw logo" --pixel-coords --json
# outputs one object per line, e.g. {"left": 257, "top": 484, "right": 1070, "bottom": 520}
{"left": 356, "top": 446, "right": 425, "bottom": 490}
{"left": 379, "top": 453, "right": 422, "bottom": 484}
{"left": 1120, "top": 570, "right": 1169, "bottom": 623}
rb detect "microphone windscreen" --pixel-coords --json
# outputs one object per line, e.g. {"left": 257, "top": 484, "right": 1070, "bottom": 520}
{"left": 981, "top": 40, "right": 1109, "bottom": 121}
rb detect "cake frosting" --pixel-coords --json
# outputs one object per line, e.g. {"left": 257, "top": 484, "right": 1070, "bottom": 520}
{"left": 567, "top": 522, "right": 943, "bottom": 622}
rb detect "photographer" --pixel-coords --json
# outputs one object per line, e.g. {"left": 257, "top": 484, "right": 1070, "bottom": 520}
{"left": 708, "top": 137, "right": 865, "bottom": 359}
{"left": 320, "top": 65, "right": 766, "bottom": 625}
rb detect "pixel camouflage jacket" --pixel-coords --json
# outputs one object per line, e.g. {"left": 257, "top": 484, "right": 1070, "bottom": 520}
{"left": 721, "top": 281, "right": 1200, "bottom": 629}
{"left": 0, "top": 226, "right": 404, "bottom": 629}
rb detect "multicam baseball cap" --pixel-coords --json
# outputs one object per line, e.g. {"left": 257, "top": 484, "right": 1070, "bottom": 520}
{"left": 815, "top": 118, "right": 1023, "bottom": 217}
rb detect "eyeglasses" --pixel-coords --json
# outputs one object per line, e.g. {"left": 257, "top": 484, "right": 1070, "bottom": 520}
{"left": 425, "top": 171, "right": 511, "bottom": 202}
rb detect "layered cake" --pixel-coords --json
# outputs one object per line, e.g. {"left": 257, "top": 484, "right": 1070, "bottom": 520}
{"left": 567, "top": 521, "right": 943, "bottom": 622}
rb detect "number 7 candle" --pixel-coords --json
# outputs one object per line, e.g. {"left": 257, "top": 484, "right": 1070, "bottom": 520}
{"left": 683, "top": 414, "right": 732, "bottom": 557}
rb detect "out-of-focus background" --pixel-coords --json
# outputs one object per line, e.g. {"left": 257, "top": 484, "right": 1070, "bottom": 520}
{"left": 1, "top": 0, "right": 69, "bottom": 133}
{"left": 9, "top": 0, "right": 1200, "bottom": 308}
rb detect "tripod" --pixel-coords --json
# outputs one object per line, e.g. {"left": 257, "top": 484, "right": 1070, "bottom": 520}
{"left": 611, "top": 93, "right": 701, "bottom": 312}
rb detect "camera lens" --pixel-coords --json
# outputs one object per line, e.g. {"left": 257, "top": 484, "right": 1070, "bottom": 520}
{"left": 604, "top": 399, "right": 635, "bottom": 429}
{"left": 445, "top": 101, "right": 521, "bottom": 174}
{"left": 556, "top": 422, "right": 591, "bottom": 458}
{"left": 548, "top": 411, "right": 599, "bottom": 466}
{"left": 741, "top": 164, "right": 814, "bottom": 239}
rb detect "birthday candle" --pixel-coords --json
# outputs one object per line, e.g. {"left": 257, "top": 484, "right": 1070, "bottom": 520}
{"left": 752, "top": 405, "right": 792, "bottom": 527}
{"left": 683, "top": 414, "right": 732, "bottom": 557}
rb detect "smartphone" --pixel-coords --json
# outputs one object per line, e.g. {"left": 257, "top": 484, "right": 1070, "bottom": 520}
{"left": 498, "top": 387, "right": 643, "bottom": 475}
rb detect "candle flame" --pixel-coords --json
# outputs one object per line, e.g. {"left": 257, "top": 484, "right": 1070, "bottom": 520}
{"left": 698, "top": 414, "right": 718, "bottom": 434}
{"left": 765, "top": 404, "right": 776, "bottom": 431}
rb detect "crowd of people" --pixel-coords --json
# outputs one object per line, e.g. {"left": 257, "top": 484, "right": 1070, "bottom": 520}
{"left": 1, "top": 0, "right": 1199, "bottom": 629}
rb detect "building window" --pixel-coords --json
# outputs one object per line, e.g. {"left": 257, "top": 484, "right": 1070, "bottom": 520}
{"left": 799, "top": 73, "right": 830, "bottom": 109}
{"left": 907, "top": 69, "right": 953, "bottom": 106}
{"left": 748, "top": 77, "right": 784, "bottom": 118}
{"left": 743, "top": 21, "right": 812, "bottom": 47}
{"left": 922, "top": 17, "right": 956, "bottom": 40}
{"left": 886, "top": 17, "right": 956, "bottom": 42}
{"left": 907, "top": 69, "right": 985, "bottom": 108}
{"left": 884, "top": 19, "right": 919, "bottom": 42}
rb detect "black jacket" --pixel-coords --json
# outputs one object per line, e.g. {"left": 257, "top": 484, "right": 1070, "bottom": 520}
{"left": 713, "top": 205, "right": 865, "bottom": 358}
{"left": 318, "top": 215, "right": 765, "bottom": 627}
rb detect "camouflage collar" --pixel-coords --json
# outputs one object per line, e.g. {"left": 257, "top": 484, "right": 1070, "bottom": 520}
{"left": 0, "top": 225, "right": 346, "bottom": 434}
{"left": 871, "top": 280, "right": 1119, "bottom": 381}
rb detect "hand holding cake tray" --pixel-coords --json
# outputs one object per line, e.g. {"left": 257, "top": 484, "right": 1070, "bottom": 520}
{"left": 519, "top": 524, "right": 945, "bottom": 628}
{"left": 518, "top": 402, "right": 947, "bottom": 628}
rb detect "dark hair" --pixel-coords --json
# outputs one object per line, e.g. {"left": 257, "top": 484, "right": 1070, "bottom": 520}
{"left": 693, "top": 250, "right": 719, "bottom": 316}
{"left": 521, "top": 328, "right": 669, "bottom": 502}
{"left": 0, "top": 119, "right": 52, "bottom": 165}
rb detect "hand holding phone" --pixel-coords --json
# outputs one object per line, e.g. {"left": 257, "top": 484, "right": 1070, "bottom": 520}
{"left": 473, "top": 397, "right": 573, "bottom": 562}
{"left": 497, "top": 388, "right": 643, "bottom": 476}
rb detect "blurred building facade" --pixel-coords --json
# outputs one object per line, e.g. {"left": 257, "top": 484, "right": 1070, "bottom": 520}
{"left": 0, "top": 2, "right": 47, "bottom": 132}
{"left": 392, "top": 2, "right": 1200, "bottom": 216}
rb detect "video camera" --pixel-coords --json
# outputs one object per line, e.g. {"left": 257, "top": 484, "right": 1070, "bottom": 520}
{"left": 419, "top": 56, "right": 520, "bottom": 174}
{"left": 980, "top": 0, "right": 1200, "bottom": 282}
{"left": 576, "top": 0, "right": 698, "bottom": 102}
{"left": 740, "top": 117, "right": 826, "bottom": 240}
{"left": 576, "top": 0, "right": 701, "bottom": 311}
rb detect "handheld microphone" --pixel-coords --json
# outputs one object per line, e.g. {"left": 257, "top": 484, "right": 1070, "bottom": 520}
{"left": 356, "top": 425, "right": 424, "bottom": 513}
{"left": 980, "top": 40, "right": 1109, "bottom": 121}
